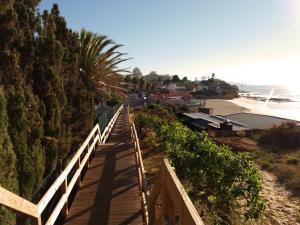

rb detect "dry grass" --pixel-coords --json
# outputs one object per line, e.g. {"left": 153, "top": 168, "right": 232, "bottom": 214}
{"left": 213, "top": 135, "right": 300, "bottom": 196}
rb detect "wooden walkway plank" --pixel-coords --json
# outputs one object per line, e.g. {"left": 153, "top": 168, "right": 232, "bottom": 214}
{"left": 64, "top": 109, "right": 143, "bottom": 225}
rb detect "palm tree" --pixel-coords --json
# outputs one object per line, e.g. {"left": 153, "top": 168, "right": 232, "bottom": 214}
{"left": 79, "top": 29, "right": 131, "bottom": 98}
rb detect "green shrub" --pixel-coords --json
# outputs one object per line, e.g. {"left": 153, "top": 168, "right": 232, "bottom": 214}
{"left": 147, "top": 104, "right": 160, "bottom": 110}
{"left": 0, "top": 87, "right": 18, "bottom": 225}
{"left": 106, "top": 96, "right": 122, "bottom": 106}
{"left": 286, "top": 155, "right": 299, "bottom": 165}
{"left": 133, "top": 112, "right": 266, "bottom": 224}
{"left": 133, "top": 112, "right": 165, "bottom": 140}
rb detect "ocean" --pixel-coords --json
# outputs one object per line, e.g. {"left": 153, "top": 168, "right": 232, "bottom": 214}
{"left": 233, "top": 85, "right": 300, "bottom": 121}
{"left": 237, "top": 84, "right": 300, "bottom": 102}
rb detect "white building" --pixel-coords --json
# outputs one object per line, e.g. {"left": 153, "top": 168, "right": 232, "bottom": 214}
{"left": 166, "top": 83, "right": 186, "bottom": 92}
{"left": 143, "top": 72, "right": 172, "bottom": 81}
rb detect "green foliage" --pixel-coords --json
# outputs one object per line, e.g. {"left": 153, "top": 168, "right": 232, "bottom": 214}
{"left": 286, "top": 155, "right": 299, "bottom": 165}
{"left": 147, "top": 104, "right": 160, "bottom": 110}
{"left": 137, "top": 104, "right": 176, "bottom": 123}
{"left": 0, "top": 0, "right": 94, "bottom": 218}
{"left": 194, "top": 78, "right": 239, "bottom": 99}
{"left": 6, "top": 87, "right": 45, "bottom": 199}
{"left": 0, "top": 1, "right": 127, "bottom": 224}
{"left": 259, "top": 122, "right": 300, "bottom": 149}
{"left": 172, "top": 75, "right": 181, "bottom": 82}
{"left": 133, "top": 111, "right": 165, "bottom": 140}
{"left": 79, "top": 29, "right": 130, "bottom": 98}
{"left": 106, "top": 96, "right": 122, "bottom": 106}
{"left": 0, "top": 87, "right": 18, "bottom": 225}
{"left": 133, "top": 112, "right": 266, "bottom": 224}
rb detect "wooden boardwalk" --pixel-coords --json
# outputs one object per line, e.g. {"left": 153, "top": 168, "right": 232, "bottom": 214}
{"left": 64, "top": 109, "right": 143, "bottom": 225}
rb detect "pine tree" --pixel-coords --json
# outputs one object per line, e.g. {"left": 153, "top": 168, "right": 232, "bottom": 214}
{"left": 0, "top": 0, "right": 45, "bottom": 201}
{"left": 0, "top": 3, "right": 97, "bottom": 224}
{"left": 32, "top": 5, "right": 95, "bottom": 173}
{"left": 0, "top": 87, "right": 18, "bottom": 225}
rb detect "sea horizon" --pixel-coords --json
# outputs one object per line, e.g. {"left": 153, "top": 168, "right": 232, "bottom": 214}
{"left": 236, "top": 84, "right": 300, "bottom": 102}
{"left": 229, "top": 84, "right": 300, "bottom": 121}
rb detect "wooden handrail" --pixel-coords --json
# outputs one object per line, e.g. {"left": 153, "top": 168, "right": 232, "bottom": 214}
{"left": 37, "top": 125, "right": 100, "bottom": 214}
{"left": 0, "top": 186, "right": 39, "bottom": 218}
{"left": 128, "top": 107, "right": 149, "bottom": 225}
{"left": 0, "top": 104, "right": 123, "bottom": 225}
{"left": 127, "top": 106, "right": 203, "bottom": 225}
{"left": 149, "top": 159, "right": 205, "bottom": 225}
{"left": 101, "top": 104, "right": 123, "bottom": 143}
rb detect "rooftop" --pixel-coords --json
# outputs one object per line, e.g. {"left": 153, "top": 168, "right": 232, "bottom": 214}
{"left": 182, "top": 112, "right": 250, "bottom": 131}
{"left": 150, "top": 92, "right": 192, "bottom": 99}
{"left": 225, "top": 113, "right": 300, "bottom": 129}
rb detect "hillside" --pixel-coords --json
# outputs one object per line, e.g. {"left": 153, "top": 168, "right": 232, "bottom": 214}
{"left": 193, "top": 78, "right": 239, "bottom": 99}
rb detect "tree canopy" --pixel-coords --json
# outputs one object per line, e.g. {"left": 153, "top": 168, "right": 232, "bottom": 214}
{"left": 0, "top": 2, "right": 128, "bottom": 224}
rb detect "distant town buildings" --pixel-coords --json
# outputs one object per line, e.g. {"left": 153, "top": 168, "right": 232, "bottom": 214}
{"left": 143, "top": 72, "right": 172, "bottom": 81}
{"left": 148, "top": 92, "right": 205, "bottom": 107}
{"left": 165, "top": 83, "right": 185, "bottom": 92}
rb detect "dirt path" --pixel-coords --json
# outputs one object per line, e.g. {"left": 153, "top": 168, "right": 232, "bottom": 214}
{"left": 211, "top": 136, "right": 300, "bottom": 224}
{"left": 261, "top": 170, "right": 300, "bottom": 225}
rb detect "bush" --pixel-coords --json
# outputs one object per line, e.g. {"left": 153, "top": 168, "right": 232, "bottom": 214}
{"left": 158, "top": 123, "right": 265, "bottom": 223}
{"left": 259, "top": 122, "right": 300, "bottom": 149}
{"left": 106, "top": 96, "right": 122, "bottom": 106}
{"left": 147, "top": 104, "right": 160, "bottom": 110}
{"left": 134, "top": 105, "right": 176, "bottom": 124}
{"left": 133, "top": 111, "right": 165, "bottom": 140}
{"left": 133, "top": 112, "right": 266, "bottom": 224}
{"left": 286, "top": 155, "right": 299, "bottom": 165}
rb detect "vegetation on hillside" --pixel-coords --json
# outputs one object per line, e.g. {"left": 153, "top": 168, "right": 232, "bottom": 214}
{"left": 254, "top": 122, "right": 300, "bottom": 193}
{"left": 259, "top": 122, "right": 300, "bottom": 149}
{"left": 193, "top": 77, "right": 239, "bottom": 99}
{"left": 212, "top": 123, "right": 300, "bottom": 195}
{"left": 133, "top": 105, "right": 265, "bottom": 225}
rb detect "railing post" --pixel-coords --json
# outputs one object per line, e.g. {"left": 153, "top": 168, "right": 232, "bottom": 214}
{"left": 97, "top": 126, "right": 102, "bottom": 144}
{"left": 60, "top": 179, "right": 69, "bottom": 216}
{"left": 149, "top": 164, "right": 163, "bottom": 225}
{"left": 161, "top": 162, "right": 171, "bottom": 224}
{"left": 93, "top": 133, "right": 96, "bottom": 151}
{"left": 76, "top": 158, "right": 81, "bottom": 187}
{"left": 87, "top": 143, "right": 90, "bottom": 168}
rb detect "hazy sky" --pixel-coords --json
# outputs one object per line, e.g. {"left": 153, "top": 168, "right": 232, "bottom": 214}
{"left": 39, "top": 0, "right": 300, "bottom": 85}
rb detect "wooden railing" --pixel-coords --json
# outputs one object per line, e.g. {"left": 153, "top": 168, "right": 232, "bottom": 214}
{"left": 128, "top": 107, "right": 149, "bottom": 225}
{"left": 149, "top": 159, "right": 205, "bottom": 225}
{"left": 101, "top": 104, "right": 123, "bottom": 142}
{"left": 129, "top": 107, "right": 204, "bottom": 225}
{"left": 0, "top": 104, "right": 123, "bottom": 225}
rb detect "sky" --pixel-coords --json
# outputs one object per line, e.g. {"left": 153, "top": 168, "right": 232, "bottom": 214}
{"left": 39, "top": 0, "right": 300, "bottom": 86}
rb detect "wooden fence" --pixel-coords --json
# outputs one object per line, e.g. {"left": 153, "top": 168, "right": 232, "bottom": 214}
{"left": 148, "top": 159, "right": 205, "bottom": 225}
{"left": 128, "top": 107, "right": 204, "bottom": 225}
{"left": 129, "top": 107, "right": 149, "bottom": 224}
{"left": 0, "top": 104, "right": 123, "bottom": 225}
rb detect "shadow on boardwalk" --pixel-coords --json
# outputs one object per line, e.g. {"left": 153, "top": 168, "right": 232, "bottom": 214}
{"left": 63, "top": 109, "right": 143, "bottom": 225}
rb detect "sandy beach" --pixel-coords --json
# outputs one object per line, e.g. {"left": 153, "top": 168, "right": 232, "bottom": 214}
{"left": 205, "top": 99, "right": 250, "bottom": 115}
{"left": 206, "top": 98, "right": 300, "bottom": 121}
